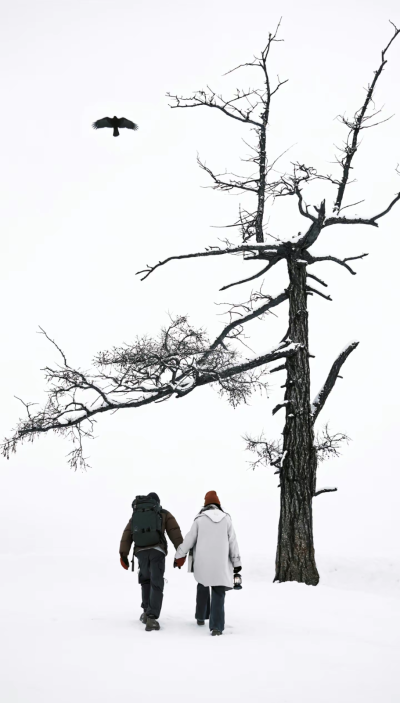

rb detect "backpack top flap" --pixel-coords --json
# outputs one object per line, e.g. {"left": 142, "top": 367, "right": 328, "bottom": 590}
{"left": 132, "top": 495, "right": 161, "bottom": 510}
{"left": 130, "top": 495, "right": 163, "bottom": 548}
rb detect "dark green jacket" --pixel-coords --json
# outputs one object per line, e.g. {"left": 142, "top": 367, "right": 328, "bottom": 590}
{"left": 119, "top": 509, "right": 183, "bottom": 557}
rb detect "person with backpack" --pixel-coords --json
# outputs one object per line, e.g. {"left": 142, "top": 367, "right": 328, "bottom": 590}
{"left": 173, "top": 490, "right": 242, "bottom": 636}
{"left": 119, "top": 492, "right": 184, "bottom": 632}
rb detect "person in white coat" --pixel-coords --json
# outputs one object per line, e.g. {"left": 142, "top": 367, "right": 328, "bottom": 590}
{"left": 174, "top": 490, "right": 242, "bottom": 636}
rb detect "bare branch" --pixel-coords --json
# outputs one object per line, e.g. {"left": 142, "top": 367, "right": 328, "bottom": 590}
{"left": 224, "top": 18, "right": 284, "bottom": 77}
{"left": 307, "top": 286, "right": 332, "bottom": 302}
{"left": 314, "top": 488, "right": 338, "bottom": 497}
{"left": 326, "top": 192, "right": 400, "bottom": 227}
{"left": 315, "top": 424, "right": 350, "bottom": 461}
{"left": 202, "top": 290, "right": 289, "bottom": 363}
{"left": 38, "top": 327, "right": 69, "bottom": 367}
{"left": 195, "top": 343, "right": 301, "bottom": 392}
{"left": 311, "top": 342, "right": 359, "bottom": 424}
{"left": 338, "top": 199, "right": 365, "bottom": 212}
{"left": 2, "top": 319, "right": 301, "bottom": 465}
{"left": 168, "top": 28, "right": 288, "bottom": 244}
{"left": 307, "top": 253, "right": 369, "bottom": 275}
{"left": 272, "top": 401, "right": 289, "bottom": 416}
{"left": 244, "top": 433, "right": 283, "bottom": 470}
{"left": 197, "top": 156, "right": 259, "bottom": 193}
{"left": 220, "top": 257, "right": 281, "bottom": 292}
{"left": 295, "top": 183, "right": 317, "bottom": 222}
{"left": 167, "top": 89, "right": 262, "bottom": 127}
{"left": 269, "top": 363, "right": 286, "bottom": 374}
{"left": 136, "top": 243, "right": 279, "bottom": 281}
{"left": 307, "top": 273, "right": 328, "bottom": 288}
{"left": 333, "top": 21, "right": 400, "bottom": 212}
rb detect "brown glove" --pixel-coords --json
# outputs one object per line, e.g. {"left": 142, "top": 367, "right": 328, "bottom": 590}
{"left": 120, "top": 555, "right": 129, "bottom": 570}
{"left": 174, "top": 557, "right": 186, "bottom": 569}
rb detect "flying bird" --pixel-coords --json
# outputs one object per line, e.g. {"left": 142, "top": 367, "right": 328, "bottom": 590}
{"left": 92, "top": 116, "right": 139, "bottom": 137}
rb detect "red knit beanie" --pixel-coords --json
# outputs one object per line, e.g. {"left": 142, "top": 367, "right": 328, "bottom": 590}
{"left": 204, "top": 490, "right": 221, "bottom": 506}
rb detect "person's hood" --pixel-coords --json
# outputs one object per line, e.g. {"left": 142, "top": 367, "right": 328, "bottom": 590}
{"left": 195, "top": 505, "right": 227, "bottom": 523}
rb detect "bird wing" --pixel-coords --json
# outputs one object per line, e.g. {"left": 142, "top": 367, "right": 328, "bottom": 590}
{"left": 119, "top": 118, "right": 139, "bottom": 131}
{"left": 92, "top": 117, "right": 113, "bottom": 130}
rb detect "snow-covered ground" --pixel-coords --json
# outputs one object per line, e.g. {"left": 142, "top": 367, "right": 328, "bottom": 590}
{"left": 1, "top": 554, "right": 400, "bottom": 702}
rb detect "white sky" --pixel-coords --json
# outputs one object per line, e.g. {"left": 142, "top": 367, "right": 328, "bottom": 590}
{"left": 0, "top": 0, "right": 399, "bottom": 568}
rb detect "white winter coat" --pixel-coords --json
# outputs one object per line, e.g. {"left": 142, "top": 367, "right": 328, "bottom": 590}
{"left": 175, "top": 506, "right": 241, "bottom": 588}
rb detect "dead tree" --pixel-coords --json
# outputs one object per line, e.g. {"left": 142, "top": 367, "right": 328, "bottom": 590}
{"left": 2, "top": 22, "right": 399, "bottom": 585}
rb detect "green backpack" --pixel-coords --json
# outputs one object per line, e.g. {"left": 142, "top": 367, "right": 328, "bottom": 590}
{"left": 130, "top": 495, "right": 163, "bottom": 548}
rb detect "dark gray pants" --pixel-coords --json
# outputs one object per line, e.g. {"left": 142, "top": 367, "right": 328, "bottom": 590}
{"left": 137, "top": 549, "right": 165, "bottom": 619}
{"left": 195, "top": 583, "right": 226, "bottom": 632}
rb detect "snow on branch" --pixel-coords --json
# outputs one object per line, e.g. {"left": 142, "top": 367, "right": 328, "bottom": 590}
{"left": 311, "top": 342, "right": 359, "bottom": 424}
{"left": 2, "top": 319, "right": 301, "bottom": 469}
{"left": 325, "top": 192, "right": 400, "bottom": 227}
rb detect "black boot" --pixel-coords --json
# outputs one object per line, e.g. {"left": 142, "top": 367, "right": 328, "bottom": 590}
{"left": 145, "top": 617, "right": 160, "bottom": 632}
{"left": 211, "top": 629, "right": 222, "bottom": 636}
{"left": 140, "top": 612, "right": 147, "bottom": 624}
{"left": 197, "top": 619, "right": 205, "bottom": 626}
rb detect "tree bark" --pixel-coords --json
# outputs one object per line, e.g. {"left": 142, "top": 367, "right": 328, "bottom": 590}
{"left": 255, "top": 123, "right": 266, "bottom": 243}
{"left": 274, "top": 257, "right": 319, "bottom": 585}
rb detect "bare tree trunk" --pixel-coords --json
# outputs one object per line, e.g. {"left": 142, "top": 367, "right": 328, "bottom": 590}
{"left": 274, "top": 257, "right": 319, "bottom": 585}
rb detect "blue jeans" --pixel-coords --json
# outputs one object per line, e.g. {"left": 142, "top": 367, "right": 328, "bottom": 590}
{"left": 195, "top": 583, "right": 226, "bottom": 632}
